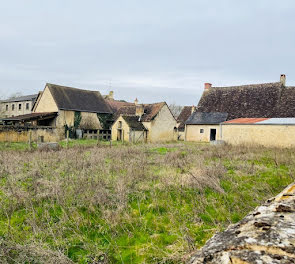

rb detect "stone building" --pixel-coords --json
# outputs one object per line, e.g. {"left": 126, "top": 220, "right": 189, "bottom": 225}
{"left": 111, "top": 100, "right": 177, "bottom": 143}
{"left": 112, "top": 115, "right": 147, "bottom": 143}
{"left": 185, "top": 112, "right": 228, "bottom": 142}
{"left": 1, "top": 83, "right": 112, "bottom": 142}
{"left": 186, "top": 74, "right": 295, "bottom": 142}
{"left": 0, "top": 94, "right": 37, "bottom": 118}
{"left": 221, "top": 118, "right": 295, "bottom": 148}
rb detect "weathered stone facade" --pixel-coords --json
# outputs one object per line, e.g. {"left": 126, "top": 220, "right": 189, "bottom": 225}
{"left": 189, "top": 183, "right": 295, "bottom": 264}
{"left": 221, "top": 123, "right": 295, "bottom": 148}
{"left": 1, "top": 94, "right": 37, "bottom": 118}
{"left": 185, "top": 124, "right": 220, "bottom": 142}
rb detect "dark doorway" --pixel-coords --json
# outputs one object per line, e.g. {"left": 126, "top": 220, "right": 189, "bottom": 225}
{"left": 117, "top": 129, "right": 122, "bottom": 141}
{"left": 210, "top": 129, "right": 216, "bottom": 141}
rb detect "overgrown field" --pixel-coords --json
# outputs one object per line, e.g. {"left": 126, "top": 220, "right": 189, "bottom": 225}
{"left": 0, "top": 142, "right": 294, "bottom": 263}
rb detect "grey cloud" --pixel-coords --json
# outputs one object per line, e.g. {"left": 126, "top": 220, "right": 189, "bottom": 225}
{"left": 0, "top": 0, "right": 294, "bottom": 104}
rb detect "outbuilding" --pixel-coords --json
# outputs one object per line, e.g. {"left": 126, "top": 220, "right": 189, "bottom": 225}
{"left": 221, "top": 118, "right": 295, "bottom": 147}
{"left": 111, "top": 115, "right": 147, "bottom": 143}
{"left": 185, "top": 112, "right": 228, "bottom": 142}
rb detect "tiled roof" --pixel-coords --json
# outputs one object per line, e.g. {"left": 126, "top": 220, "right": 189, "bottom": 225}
{"left": 177, "top": 106, "right": 194, "bottom": 131}
{"left": 1, "top": 94, "right": 38, "bottom": 103}
{"left": 1, "top": 112, "right": 57, "bottom": 122}
{"left": 114, "top": 102, "right": 166, "bottom": 122}
{"left": 46, "top": 83, "right": 112, "bottom": 113}
{"left": 122, "top": 116, "right": 147, "bottom": 131}
{"left": 105, "top": 99, "right": 134, "bottom": 113}
{"left": 223, "top": 117, "right": 295, "bottom": 125}
{"left": 223, "top": 118, "right": 269, "bottom": 124}
{"left": 186, "top": 112, "right": 228, "bottom": 125}
{"left": 196, "top": 81, "right": 295, "bottom": 119}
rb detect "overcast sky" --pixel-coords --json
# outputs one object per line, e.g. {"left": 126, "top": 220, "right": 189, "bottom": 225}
{"left": 0, "top": 0, "right": 294, "bottom": 105}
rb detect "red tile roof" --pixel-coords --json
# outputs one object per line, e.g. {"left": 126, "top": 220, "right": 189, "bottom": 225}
{"left": 223, "top": 118, "right": 269, "bottom": 124}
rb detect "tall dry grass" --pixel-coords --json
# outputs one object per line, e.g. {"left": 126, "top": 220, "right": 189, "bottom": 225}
{"left": 0, "top": 142, "right": 294, "bottom": 263}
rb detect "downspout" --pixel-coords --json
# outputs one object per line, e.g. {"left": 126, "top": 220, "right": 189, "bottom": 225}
{"left": 220, "top": 123, "right": 223, "bottom": 141}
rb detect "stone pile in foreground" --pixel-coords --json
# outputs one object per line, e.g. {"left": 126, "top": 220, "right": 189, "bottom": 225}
{"left": 189, "top": 183, "right": 295, "bottom": 264}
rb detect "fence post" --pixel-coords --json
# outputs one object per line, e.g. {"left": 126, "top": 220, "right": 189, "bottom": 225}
{"left": 97, "top": 130, "right": 100, "bottom": 146}
{"left": 28, "top": 130, "right": 32, "bottom": 150}
{"left": 66, "top": 129, "right": 69, "bottom": 148}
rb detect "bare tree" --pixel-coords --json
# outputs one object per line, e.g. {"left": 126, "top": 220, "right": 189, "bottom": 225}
{"left": 169, "top": 103, "right": 183, "bottom": 119}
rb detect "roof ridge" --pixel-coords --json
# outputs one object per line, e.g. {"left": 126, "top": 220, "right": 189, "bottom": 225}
{"left": 212, "top": 82, "right": 281, "bottom": 89}
{"left": 47, "top": 83, "right": 101, "bottom": 94}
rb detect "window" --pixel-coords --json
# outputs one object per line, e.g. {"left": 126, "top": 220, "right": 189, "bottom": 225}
{"left": 26, "top": 103, "right": 29, "bottom": 110}
{"left": 19, "top": 104, "right": 22, "bottom": 110}
{"left": 118, "top": 121, "right": 122, "bottom": 129}
{"left": 5, "top": 105, "right": 8, "bottom": 111}
{"left": 200, "top": 129, "right": 204, "bottom": 133}
{"left": 12, "top": 104, "right": 15, "bottom": 110}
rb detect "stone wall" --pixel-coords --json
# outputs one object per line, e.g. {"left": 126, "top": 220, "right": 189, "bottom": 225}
{"left": 185, "top": 124, "right": 220, "bottom": 142}
{"left": 143, "top": 104, "right": 177, "bottom": 142}
{"left": 0, "top": 126, "right": 63, "bottom": 142}
{"left": 189, "top": 183, "right": 295, "bottom": 264}
{"left": 0, "top": 100, "right": 35, "bottom": 118}
{"left": 222, "top": 124, "right": 295, "bottom": 148}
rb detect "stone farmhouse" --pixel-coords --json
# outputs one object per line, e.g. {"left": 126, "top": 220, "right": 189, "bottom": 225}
{"left": 0, "top": 94, "right": 38, "bottom": 118}
{"left": 185, "top": 74, "right": 295, "bottom": 146}
{"left": 185, "top": 112, "right": 228, "bottom": 142}
{"left": 111, "top": 100, "right": 177, "bottom": 143}
{"left": 32, "top": 83, "right": 113, "bottom": 139}
{"left": 1, "top": 83, "right": 112, "bottom": 142}
{"left": 0, "top": 84, "right": 178, "bottom": 143}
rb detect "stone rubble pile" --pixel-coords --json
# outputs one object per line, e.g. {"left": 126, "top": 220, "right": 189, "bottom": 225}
{"left": 189, "top": 183, "right": 295, "bottom": 264}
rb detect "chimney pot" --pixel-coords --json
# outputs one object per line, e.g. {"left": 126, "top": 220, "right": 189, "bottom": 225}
{"left": 280, "top": 74, "right": 286, "bottom": 86}
{"left": 204, "top": 83, "right": 212, "bottom": 90}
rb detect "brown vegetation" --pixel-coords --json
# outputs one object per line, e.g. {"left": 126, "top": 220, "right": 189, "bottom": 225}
{"left": 0, "top": 142, "right": 294, "bottom": 263}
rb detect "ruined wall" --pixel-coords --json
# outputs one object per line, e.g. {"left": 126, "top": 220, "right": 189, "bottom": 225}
{"left": 222, "top": 124, "right": 295, "bottom": 147}
{"left": 189, "top": 182, "right": 295, "bottom": 264}
{"left": 0, "top": 126, "right": 63, "bottom": 142}
{"left": 144, "top": 104, "right": 177, "bottom": 142}
{"left": 185, "top": 124, "right": 220, "bottom": 142}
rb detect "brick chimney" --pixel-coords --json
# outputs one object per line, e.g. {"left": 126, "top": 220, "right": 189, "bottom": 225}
{"left": 134, "top": 98, "right": 138, "bottom": 105}
{"left": 280, "top": 74, "right": 286, "bottom": 86}
{"left": 204, "top": 83, "right": 212, "bottom": 90}
{"left": 136, "top": 105, "right": 144, "bottom": 117}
